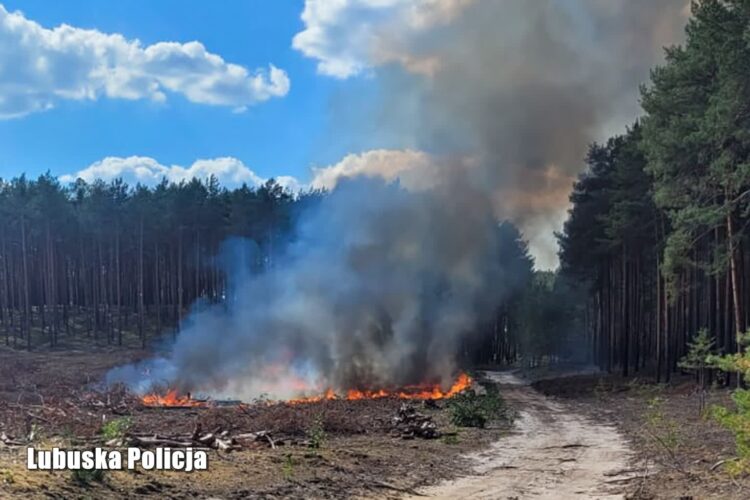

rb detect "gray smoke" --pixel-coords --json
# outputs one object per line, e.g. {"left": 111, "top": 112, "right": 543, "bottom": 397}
{"left": 109, "top": 175, "right": 513, "bottom": 398}
{"left": 324, "top": 0, "right": 689, "bottom": 268}
{"left": 108, "top": 1, "right": 689, "bottom": 398}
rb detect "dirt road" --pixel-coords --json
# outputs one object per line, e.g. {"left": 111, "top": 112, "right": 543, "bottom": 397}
{"left": 407, "top": 372, "right": 635, "bottom": 499}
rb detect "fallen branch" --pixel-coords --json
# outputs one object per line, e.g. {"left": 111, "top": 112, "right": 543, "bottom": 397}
{"left": 128, "top": 435, "right": 197, "bottom": 448}
{"left": 265, "top": 434, "right": 276, "bottom": 449}
{"left": 604, "top": 468, "right": 642, "bottom": 477}
{"left": 710, "top": 459, "right": 727, "bottom": 471}
{"left": 543, "top": 443, "right": 588, "bottom": 450}
{"left": 214, "top": 438, "right": 240, "bottom": 452}
{"left": 26, "top": 412, "right": 53, "bottom": 424}
{"left": 0, "top": 432, "right": 24, "bottom": 446}
{"left": 368, "top": 480, "right": 426, "bottom": 497}
{"left": 124, "top": 428, "right": 276, "bottom": 451}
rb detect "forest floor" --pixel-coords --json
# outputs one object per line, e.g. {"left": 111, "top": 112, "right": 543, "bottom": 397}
{"left": 1, "top": 343, "right": 746, "bottom": 499}
{"left": 533, "top": 369, "right": 750, "bottom": 499}
{"left": 0, "top": 345, "right": 511, "bottom": 499}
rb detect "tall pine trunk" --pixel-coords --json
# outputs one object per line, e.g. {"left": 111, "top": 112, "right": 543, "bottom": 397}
{"left": 138, "top": 217, "right": 145, "bottom": 347}
{"left": 727, "top": 210, "right": 744, "bottom": 353}
{"left": 21, "top": 217, "right": 30, "bottom": 348}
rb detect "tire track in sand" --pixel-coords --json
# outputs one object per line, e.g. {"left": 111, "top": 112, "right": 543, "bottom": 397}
{"left": 407, "top": 372, "right": 634, "bottom": 499}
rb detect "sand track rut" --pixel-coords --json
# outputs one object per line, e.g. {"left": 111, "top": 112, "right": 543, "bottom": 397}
{"left": 407, "top": 372, "right": 633, "bottom": 499}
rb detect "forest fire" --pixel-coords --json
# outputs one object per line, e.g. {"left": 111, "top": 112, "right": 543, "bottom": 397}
{"left": 140, "top": 373, "right": 473, "bottom": 407}
{"left": 141, "top": 390, "right": 207, "bottom": 408}
{"left": 288, "top": 372, "right": 473, "bottom": 404}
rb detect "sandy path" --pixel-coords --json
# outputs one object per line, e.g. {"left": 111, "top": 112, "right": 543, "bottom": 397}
{"left": 407, "top": 372, "right": 634, "bottom": 499}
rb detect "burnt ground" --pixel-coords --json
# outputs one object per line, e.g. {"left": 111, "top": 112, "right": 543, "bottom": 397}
{"left": 0, "top": 346, "right": 509, "bottom": 499}
{"left": 533, "top": 372, "right": 750, "bottom": 499}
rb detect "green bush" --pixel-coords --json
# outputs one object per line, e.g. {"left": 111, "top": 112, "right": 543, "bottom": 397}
{"left": 448, "top": 388, "right": 509, "bottom": 428}
{"left": 306, "top": 415, "right": 326, "bottom": 449}
{"left": 706, "top": 330, "right": 750, "bottom": 474}
{"left": 282, "top": 453, "right": 294, "bottom": 480}
{"left": 1, "top": 469, "right": 14, "bottom": 484}
{"left": 644, "top": 397, "right": 681, "bottom": 452}
{"left": 100, "top": 417, "right": 132, "bottom": 441}
{"left": 709, "top": 391, "right": 750, "bottom": 475}
{"left": 441, "top": 433, "right": 459, "bottom": 445}
{"left": 679, "top": 328, "right": 715, "bottom": 413}
{"left": 71, "top": 468, "right": 105, "bottom": 485}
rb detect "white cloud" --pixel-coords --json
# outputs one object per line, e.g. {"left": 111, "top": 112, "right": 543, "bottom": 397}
{"left": 61, "top": 156, "right": 267, "bottom": 188}
{"left": 292, "top": 0, "right": 472, "bottom": 78}
{"left": 310, "top": 149, "right": 436, "bottom": 190}
{"left": 0, "top": 4, "right": 290, "bottom": 118}
{"left": 274, "top": 175, "right": 305, "bottom": 193}
{"left": 60, "top": 149, "right": 434, "bottom": 193}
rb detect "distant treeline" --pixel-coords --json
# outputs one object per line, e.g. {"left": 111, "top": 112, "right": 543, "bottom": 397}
{"left": 0, "top": 173, "right": 555, "bottom": 365}
{"left": 0, "top": 174, "right": 318, "bottom": 347}
{"left": 559, "top": 0, "right": 750, "bottom": 381}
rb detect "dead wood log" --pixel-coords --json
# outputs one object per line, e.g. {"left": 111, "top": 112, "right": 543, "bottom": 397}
{"left": 392, "top": 404, "right": 441, "bottom": 439}
{"left": 127, "top": 435, "right": 197, "bottom": 448}
{"left": 26, "top": 412, "right": 52, "bottom": 424}
{"left": 123, "top": 428, "right": 277, "bottom": 451}
{"left": 0, "top": 432, "right": 24, "bottom": 446}
{"left": 214, "top": 438, "right": 232, "bottom": 451}
{"left": 197, "top": 433, "right": 216, "bottom": 445}
{"left": 368, "top": 480, "right": 426, "bottom": 497}
{"left": 233, "top": 432, "right": 261, "bottom": 440}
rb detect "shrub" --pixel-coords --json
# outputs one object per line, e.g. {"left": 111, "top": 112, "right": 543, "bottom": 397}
{"left": 441, "top": 433, "right": 459, "bottom": 445}
{"left": 306, "top": 414, "right": 326, "bottom": 449}
{"left": 282, "top": 453, "right": 294, "bottom": 480}
{"left": 448, "top": 387, "right": 509, "bottom": 428}
{"left": 644, "top": 397, "right": 681, "bottom": 451}
{"left": 1, "top": 469, "right": 14, "bottom": 484}
{"left": 706, "top": 330, "right": 750, "bottom": 474}
{"left": 678, "top": 328, "right": 715, "bottom": 413}
{"left": 100, "top": 417, "right": 132, "bottom": 441}
{"left": 71, "top": 468, "right": 105, "bottom": 485}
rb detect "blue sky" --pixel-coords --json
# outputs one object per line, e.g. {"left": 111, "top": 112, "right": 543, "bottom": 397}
{"left": 0, "top": 0, "right": 387, "bottom": 183}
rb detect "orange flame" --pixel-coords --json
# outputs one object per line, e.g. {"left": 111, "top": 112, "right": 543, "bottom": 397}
{"left": 141, "top": 389, "right": 206, "bottom": 407}
{"left": 141, "top": 373, "right": 472, "bottom": 407}
{"left": 288, "top": 372, "right": 472, "bottom": 404}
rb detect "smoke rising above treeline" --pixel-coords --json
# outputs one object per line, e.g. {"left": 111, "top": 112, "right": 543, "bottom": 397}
{"left": 307, "top": 0, "right": 689, "bottom": 267}
{"left": 108, "top": 0, "right": 691, "bottom": 396}
{"left": 109, "top": 176, "right": 525, "bottom": 397}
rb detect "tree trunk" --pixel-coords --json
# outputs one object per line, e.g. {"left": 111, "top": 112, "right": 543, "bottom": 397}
{"left": 116, "top": 227, "right": 122, "bottom": 346}
{"left": 138, "top": 217, "right": 145, "bottom": 347}
{"left": 21, "top": 217, "right": 30, "bottom": 348}
{"left": 177, "top": 227, "right": 183, "bottom": 335}
{"left": 727, "top": 211, "right": 744, "bottom": 353}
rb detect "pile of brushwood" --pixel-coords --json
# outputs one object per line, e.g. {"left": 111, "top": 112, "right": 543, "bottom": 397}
{"left": 391, "top": 403, "right": 440, "bottom": 439}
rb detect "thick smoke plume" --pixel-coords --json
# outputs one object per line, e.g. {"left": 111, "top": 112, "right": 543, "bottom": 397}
{"left": 311, "top": 0, "right": 689, "bottom": 267}
{"left": 109, "top": 175, "right": 513, "bottom": 399}
{"left": 109, "top": 1, "right": 689, "bottom": 397}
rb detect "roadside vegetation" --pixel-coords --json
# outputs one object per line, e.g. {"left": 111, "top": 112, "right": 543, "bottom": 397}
{"left": 448, "top": 383, "right": 514, "bottom": 429}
